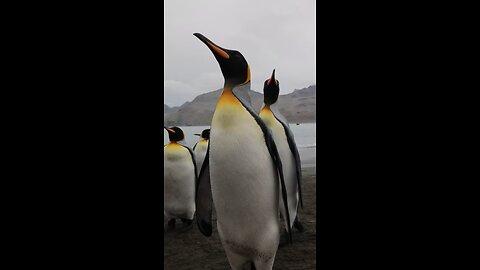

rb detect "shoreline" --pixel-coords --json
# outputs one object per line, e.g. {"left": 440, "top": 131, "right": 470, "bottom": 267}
{"left": 299, "top": 147, "right": 316, "bottom": 168}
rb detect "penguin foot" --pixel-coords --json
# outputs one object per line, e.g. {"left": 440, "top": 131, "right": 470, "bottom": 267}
{"left": 181, "top": 218, "right": 193, "bottom": 225}
{"left": 176, "top": 218, "right": 194, "bottom": 232}
{"left": 293, "top": 219, "right": 305, "bottom": 232}
{"left": 278, "top": 234, "right": 289, "bottom": 248}
{"left": 278, "top": 229, "right": 290, "bottom": 248}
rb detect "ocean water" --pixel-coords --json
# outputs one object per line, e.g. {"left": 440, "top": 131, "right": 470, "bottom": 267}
{"left": 164, "top": 123, "right": 316, "bottom": 167}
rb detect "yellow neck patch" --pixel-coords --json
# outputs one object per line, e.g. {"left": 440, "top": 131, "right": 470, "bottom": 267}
{"left": 165, "top": 141, "right": 182, "bottom": 148}
{"left": 216, "top": 87, "right": 242, "bottom": 109}
{"left": 259, "top": 105, "right": 277, "bottom": 126}
{"left": 260, "top": 104, "right": 271, "bottom": 115}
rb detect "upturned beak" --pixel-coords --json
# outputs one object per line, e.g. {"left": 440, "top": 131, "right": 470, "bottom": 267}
{"left": 164, "top": 126, "right": 175, "bottom": 133}
{"left": 193, "top": 33, "right": 230, "bottom": 60}
{"left": 268, "top": 69, "right": 276, "bottom": 86}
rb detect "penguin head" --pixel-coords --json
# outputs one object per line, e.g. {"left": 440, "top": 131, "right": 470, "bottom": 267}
{"left": 201, "top": 129, "right": 210, "bottom": 140}
{"left": 194, "top": 33, "right": 250, "bottom": 88}
{"left": 263, "top": 69, "right": 280, "bottom": 106}
{"left": 194, "top": 129, "right": 210, "bottom": 140}
{"left": 164, "top": 126, "right": 184, "bottom": 142}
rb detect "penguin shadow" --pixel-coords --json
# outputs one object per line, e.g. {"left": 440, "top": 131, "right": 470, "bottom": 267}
{"left": 163, "top": 216, "right": 195, "bottom": 233}
{"left": 240, "top": 261, "right": 257, "bottom": 270}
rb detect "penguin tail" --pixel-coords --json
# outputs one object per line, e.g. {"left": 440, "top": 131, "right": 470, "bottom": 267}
{"left": 197, "top": 219, "right": 212, "bottom": 236}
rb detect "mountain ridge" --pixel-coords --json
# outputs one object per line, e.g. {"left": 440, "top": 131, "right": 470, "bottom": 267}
{"left": 164, "top": 85, "right": 316, "bottom": 126}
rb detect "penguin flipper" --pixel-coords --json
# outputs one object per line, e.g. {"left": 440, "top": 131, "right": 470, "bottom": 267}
{"left": 269, "top": 106, "right": 304, "bottom": 210}
{"left": 280, "top": 121, "right": 304, "bottom": 209}
{"left": 192, "top": 142, "right": 198, "bottom": 151}
{"left": 195, "top": 144, "right": 212, "bottom": 236}
{"left": 182, "top": 145, "right": 198, "bottom": 183}
{"left": 265, "top": 131, "right": 293, "bottom": 243}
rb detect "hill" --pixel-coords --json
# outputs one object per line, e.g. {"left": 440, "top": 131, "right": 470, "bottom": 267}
{"left": 164, "top": 85, "right": 316, "bottom": 126}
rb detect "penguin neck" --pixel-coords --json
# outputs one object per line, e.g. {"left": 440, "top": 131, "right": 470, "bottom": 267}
{"left": 168, "top": 141, "right": 185, "bottom": 146}
{"left": 261, "top": 104, "right": 271, "bottom": 113}
{"left": 213, "top": 84, "right": 251, "bottom": 128}
{"left": 216, "top": 86, "right": 242, "bottom": 109}
{"left": 166, "top": 141, "right": 183, "bottom": 150}
{"left": 260, "top": 104, "right": 271, "bottom": 116}
{"left": 259, "top": 104, "right": 278, "bottom": 127}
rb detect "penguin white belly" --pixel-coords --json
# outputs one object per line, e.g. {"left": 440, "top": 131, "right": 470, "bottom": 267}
{"left": 260, "top": 109, "right": 299, "bottom": 229}
{"left": 210, "top": 104, "right": 280, "bottom": 267}
{"left": 193, "top": 140, "right": 208, "bottom": 176}
{"left": 164, "top": 144, "right": 195, "bottom": 220}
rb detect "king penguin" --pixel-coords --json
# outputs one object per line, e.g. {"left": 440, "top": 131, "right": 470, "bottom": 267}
{"left": 164, "top": 126, "right": 197, "bottom": 229}
{"left": 193, "top": 33, "right": 292, "bottom": 270}
{"left": 193, "top": 129, "right": 210, "bottom": 177}
{"left": 259, "top": 70, "right": 305, "bottom": 236}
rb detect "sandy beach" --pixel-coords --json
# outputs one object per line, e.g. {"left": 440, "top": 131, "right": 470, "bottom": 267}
{"left": 164, "top": 158, "right": 316, "bottom": 269}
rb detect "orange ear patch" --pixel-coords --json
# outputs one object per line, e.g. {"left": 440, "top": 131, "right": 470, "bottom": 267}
{"left": 245, "top": 64, "right": 250, "bottom": 83}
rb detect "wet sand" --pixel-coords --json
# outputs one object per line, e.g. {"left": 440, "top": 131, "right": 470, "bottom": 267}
{"left": 164, "top": 165, "right": 316, "bottom": 269}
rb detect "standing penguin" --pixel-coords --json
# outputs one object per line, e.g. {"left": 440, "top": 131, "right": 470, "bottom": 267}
{"left": 164, "top": 126, "right": 197, "bottom": 229}
{"left": 193, "top": 129, "right": 210, "bottom": 177}
{"left": 194, "top": 33, "right": 291, "bottom": 270}
{"left": 259, "top": 70, "right": 304, "bottom": 236}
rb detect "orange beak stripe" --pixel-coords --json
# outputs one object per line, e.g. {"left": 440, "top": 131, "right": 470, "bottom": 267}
{"left": 207, "top": 41, "right": 230, "bottom": 59}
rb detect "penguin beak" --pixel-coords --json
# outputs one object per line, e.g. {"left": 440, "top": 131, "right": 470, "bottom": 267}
{"left": 193, "top": 33, "right": 230, "bottom": 60}
{"left": 194, "top": 133, "right": 201, "bottom": 136}
{"left": 164, "top": 126, "right": 175, "bottom": 133}
{"left": 268, "top": 69, "right": 276, "bottom": 86}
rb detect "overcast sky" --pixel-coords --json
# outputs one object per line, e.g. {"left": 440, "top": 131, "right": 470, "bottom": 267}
{"left": 164, "top": 0, "right": 316, "bottom": 107}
